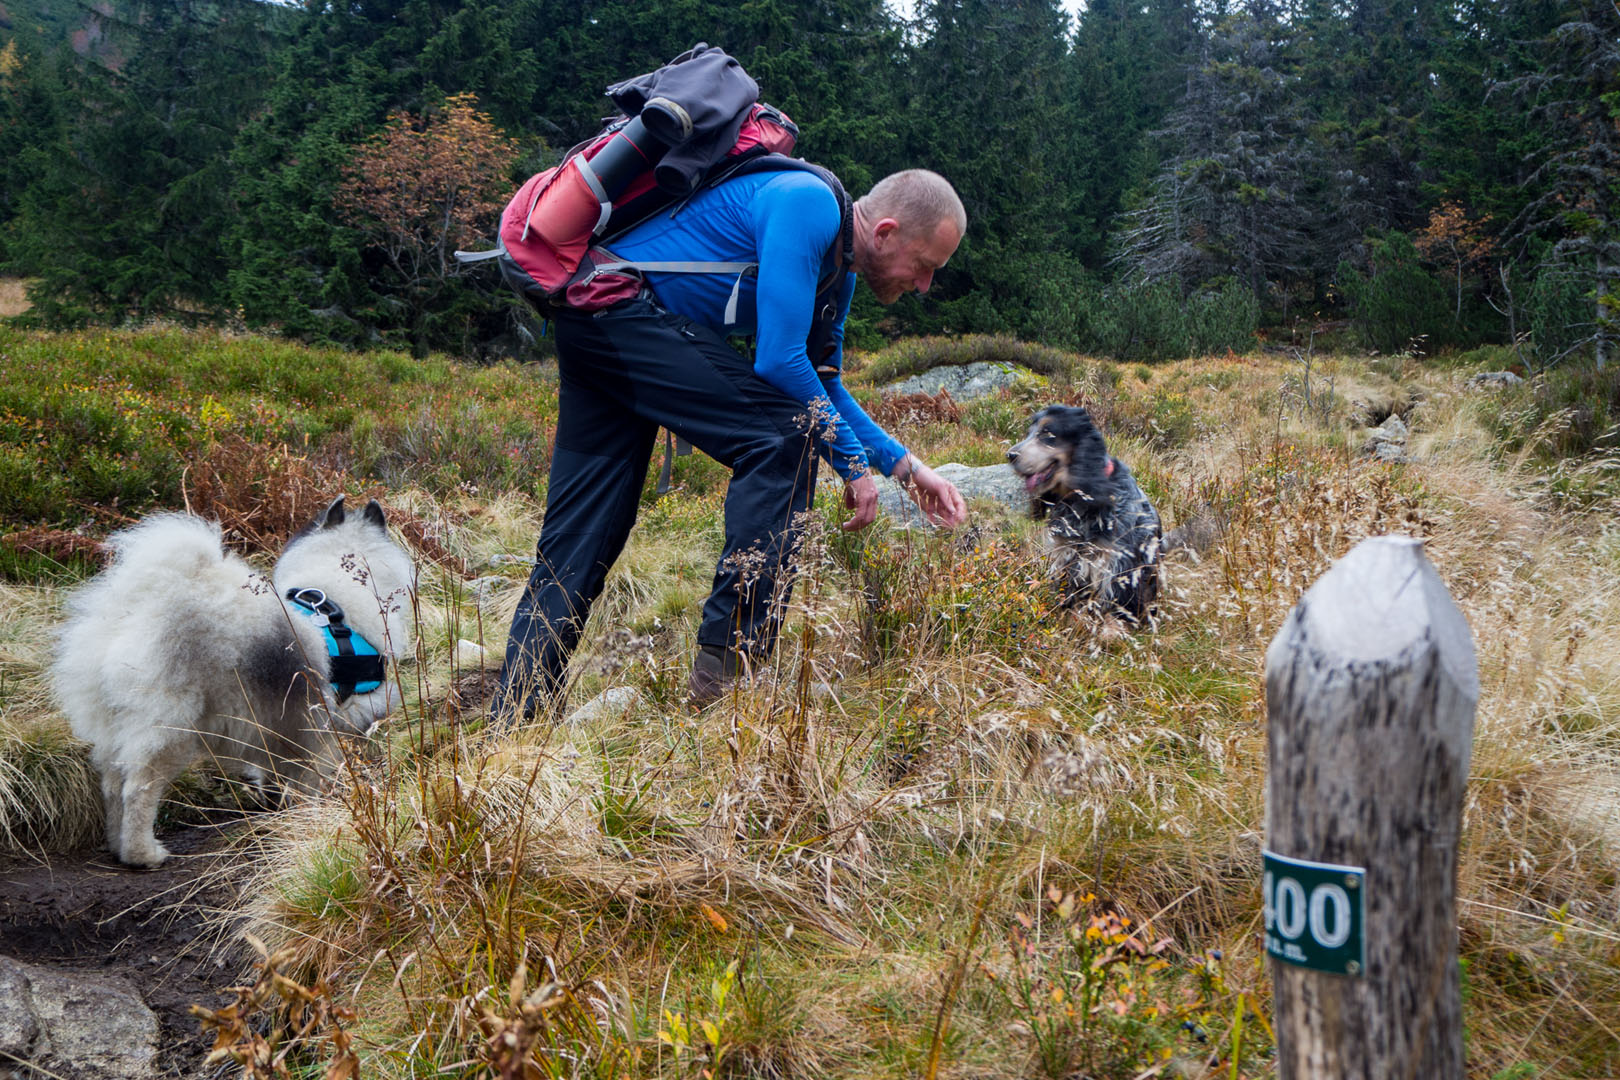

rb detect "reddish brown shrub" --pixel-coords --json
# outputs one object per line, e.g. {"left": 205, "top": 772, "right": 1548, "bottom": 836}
{"left": 185, "top": 434, "right": 354, "bottom": 553}
{"left": 1, "top": 527, "right": 109, "bottom": 568}
{"left": 183, "top": 435, "right": 465, "bottom": 574}
{"left": 870, "top": 389, "right": 963, "bottom": 432}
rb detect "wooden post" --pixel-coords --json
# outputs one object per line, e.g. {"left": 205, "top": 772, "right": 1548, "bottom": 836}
{"left": 1264, "top": 535, "right": 1478, "bottom": 1079}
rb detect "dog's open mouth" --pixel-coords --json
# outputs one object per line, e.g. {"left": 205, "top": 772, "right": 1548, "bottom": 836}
{"left": 1023, "top": 466, "right": 1055, "bottom": 493}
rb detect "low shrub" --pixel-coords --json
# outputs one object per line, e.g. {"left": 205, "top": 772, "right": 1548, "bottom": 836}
{"left": 868, "top": 389, "right": 964, "bottom": 434}
{"left": 1527, "top": 260, "right": 1596, "bottom": 370}
{"left": 1089, "top": 280, "right": 1189, "bottom": 362}
{"left": 964, "top": 391, "right": 1033, "bottom": 441}
{"left": 1086, "top": 279, "right": 1257, "bottom": 362}
{"left": 0, "top": 527, "right": 106, "bottom": 582}
{"left": 0, "top": 325, "right": 554, "bottom": 530}
{"left": 1474, "top": 363, "right": 1620, "bottom": 505}
{"left": 1185, "top": 280, "right": 1260, "bottom": 356}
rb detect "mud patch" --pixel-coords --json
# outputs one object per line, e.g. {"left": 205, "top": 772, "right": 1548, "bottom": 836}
{"left": 0, "top": 824, "right": 247, "bottom": 1077}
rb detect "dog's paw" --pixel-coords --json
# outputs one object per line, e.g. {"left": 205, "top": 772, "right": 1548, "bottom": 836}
{"left": 119, "top": 839, "right": 170, "bottom": 869}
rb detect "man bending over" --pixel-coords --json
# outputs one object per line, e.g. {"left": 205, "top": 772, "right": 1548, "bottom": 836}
{"left": 492, "top": 168, "right": 970, "bottom": 721}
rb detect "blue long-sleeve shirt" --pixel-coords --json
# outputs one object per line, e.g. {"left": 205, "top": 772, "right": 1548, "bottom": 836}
{"left": 609, "top": 169, "right": 907, "bottom": 481}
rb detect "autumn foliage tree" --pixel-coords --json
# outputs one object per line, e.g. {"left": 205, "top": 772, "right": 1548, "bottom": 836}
{"left": 336, "top": 92, "right": 520, "bottom": 355}
{"left": 1414, "top": 200, "right": 1495, "bottom": 322}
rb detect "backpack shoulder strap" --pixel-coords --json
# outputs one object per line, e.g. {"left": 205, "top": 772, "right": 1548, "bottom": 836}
{"left": 595, "top": 155, "right": 855, "bottom": 327}
{"left": 704, "top": 154, "right": 854, "bottom": 274}
{"left": 717, "top": 156, "right": 854, "bottom": 371}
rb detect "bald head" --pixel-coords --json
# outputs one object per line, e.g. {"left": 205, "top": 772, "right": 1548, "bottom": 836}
{"left": 851, "top": 170, "right": 965, "bottom": 304}
{"left": 856, "top": 170, "right": 967, "bottom": 241}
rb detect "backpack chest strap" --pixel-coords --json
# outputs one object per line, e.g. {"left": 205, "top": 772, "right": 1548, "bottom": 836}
{"left": 591, "top": 259, "right": 758, "bottom": 324}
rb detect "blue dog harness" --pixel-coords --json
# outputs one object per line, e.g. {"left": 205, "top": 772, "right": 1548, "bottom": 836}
{"left": 284, "top": 587, "right": 386, "bottom": 702}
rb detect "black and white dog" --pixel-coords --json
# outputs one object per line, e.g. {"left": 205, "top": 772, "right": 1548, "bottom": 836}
{"left": 1007, "top": 405, "right": 1162, "bottom": 625}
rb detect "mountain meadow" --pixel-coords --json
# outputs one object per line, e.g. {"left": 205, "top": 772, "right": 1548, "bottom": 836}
{"left": 0, "top": 322, "right": 1616, "bottom": 1077}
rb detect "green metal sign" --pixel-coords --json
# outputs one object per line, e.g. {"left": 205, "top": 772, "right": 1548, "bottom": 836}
{"left": 1263, "top": 850, "right": 1366, "bottom": 977}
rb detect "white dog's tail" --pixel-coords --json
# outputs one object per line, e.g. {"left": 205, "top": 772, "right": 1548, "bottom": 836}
{"left": 105, "top": 513, "right": 227, "bottom": 576}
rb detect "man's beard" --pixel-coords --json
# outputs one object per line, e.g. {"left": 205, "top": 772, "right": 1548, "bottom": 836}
{"left": 868, "top": 272, "right": 907, "bottom": 304}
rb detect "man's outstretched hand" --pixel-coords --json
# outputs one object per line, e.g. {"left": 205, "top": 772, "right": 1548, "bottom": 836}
{"left": 903, "top": 458, "right": 968, "bottom": 528}
{"left": 842, "top": 458, "right": 968, "bottom": 532}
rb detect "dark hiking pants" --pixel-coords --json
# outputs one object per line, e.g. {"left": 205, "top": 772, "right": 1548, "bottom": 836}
{"left": 490, "top": 295, "right": 823, "bottom": 723}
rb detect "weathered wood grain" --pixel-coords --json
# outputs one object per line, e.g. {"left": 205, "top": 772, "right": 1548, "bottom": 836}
{"left": 1265, "top": 536, "right": 1478, "bottom": 1079}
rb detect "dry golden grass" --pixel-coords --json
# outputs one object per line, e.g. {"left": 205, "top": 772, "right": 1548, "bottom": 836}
{"left": 2, "top": 344, "right": 1616, "bottom": 1078}
{"left": 0, "top": 582, "right": 102, "bottom": 850}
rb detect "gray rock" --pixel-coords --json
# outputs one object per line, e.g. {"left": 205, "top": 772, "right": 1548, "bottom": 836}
{"left": 468, "top": 574, "right": 513, "bottom": 607}
{"left": 455, "top": 638, "right": 491, "bottom": 669}
{"left": 0, "top": 960, "right": 41, "bottom": 1063}
{"left": 1371, "top": 441, "right": 1410, "bottom": 463}
{"left": 0, "top": 957, "right": 159, "bottom": 1080}
{"left": 1466, "top": 370, "right": 1523, "bottom": 389}
{"left": 1363, "top": 413, "right": 1411, "bottom": 463}
{"left": 878, "top": 462, "right": 1028, "bottom": 526}
{"left": 485, "top": 553, "right": 534, "bottom": 569}
{"left": 883, "top": 362, "right": 1033, "bottom": 402}
{"left": 1373, "top": 413, "right": 1409, "bottom": 442}
{"left": 564, "top": 686, "right": 641, "bottom": 725}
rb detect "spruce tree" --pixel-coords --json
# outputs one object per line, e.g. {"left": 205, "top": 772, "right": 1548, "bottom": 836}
{"left": 225, "top": 0, "right": 543, "bottom": 347}
{"left": 1113, "top": 0, "right": 1316, "bottom": 309}
{"left": 0, "top": 40, "right": 66, "bottom": 269}
{"left": 7, "top": 0, "right": 276, "bottom": 321}
{"left": 896, "top": 0, "right": 1080, "bottom": 339}
{"left": 1067, "top": 0, "right": 1197, "bottom": 269}
{"left": 1509, "top": 0, "right": 1620, "bottom": 367}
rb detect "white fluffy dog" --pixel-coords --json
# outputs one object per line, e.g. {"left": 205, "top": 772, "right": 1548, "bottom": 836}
{"left": 53, "top": 496, "right": 415, "bottom": 867}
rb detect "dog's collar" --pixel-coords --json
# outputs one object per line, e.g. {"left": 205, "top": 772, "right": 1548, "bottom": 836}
{"left": 284, "top": 587, "right": 386, "bottom": 702}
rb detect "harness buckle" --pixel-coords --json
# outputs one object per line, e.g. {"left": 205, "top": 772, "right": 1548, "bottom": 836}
{"left": 289, "top": 587, "right": 332, "bottom": 627}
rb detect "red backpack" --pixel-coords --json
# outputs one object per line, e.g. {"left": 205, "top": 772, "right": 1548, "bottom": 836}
{"left": 458, "top": 47, "right": 851, "bottom": 319}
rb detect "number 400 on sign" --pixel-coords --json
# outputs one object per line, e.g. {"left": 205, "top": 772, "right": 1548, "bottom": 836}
{"left": 1262, "top": 849, "right": 1366, "bottom": 977}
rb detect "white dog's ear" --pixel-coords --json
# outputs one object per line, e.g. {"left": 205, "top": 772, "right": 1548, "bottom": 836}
{"left": 317, "top": 496, "right": 347, "bottom": 529}
{"left": 362, "top": 499, "right": 387, "bottom": 530}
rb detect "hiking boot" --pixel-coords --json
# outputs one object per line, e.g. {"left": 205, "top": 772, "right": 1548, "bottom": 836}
{"left": 688, "top": 644, "right": 744, "bottom": 708}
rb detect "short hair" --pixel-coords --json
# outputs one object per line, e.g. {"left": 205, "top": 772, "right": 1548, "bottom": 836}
{"left": 857, "top": 170, "right": 966, "bottom": 240}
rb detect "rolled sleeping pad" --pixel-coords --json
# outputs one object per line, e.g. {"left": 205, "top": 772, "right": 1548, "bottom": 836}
{"left": 585, "top": 113, "right": 670, "bottom": 202}
{"left": 527, "top": 114, "right": 669, "bottom": 255}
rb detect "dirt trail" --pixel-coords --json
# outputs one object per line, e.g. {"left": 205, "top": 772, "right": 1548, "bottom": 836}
{"left": 0, "top": 824, "right": 245, "bottom": 1077}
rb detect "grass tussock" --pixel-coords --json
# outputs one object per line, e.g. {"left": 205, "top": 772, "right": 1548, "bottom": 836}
{"left": 1, "top": 327, "right": 1617, "bottom": 1078}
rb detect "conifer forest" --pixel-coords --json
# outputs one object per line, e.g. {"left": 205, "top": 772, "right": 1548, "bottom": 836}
{"left": 0, "top": 0, "right": 1615, "bottom": 366}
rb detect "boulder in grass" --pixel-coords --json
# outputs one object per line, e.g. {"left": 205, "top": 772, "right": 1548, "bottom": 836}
{"left": 1466, "top": 370, "right": 1523, "bottom": 390}
{"left": 1362, "top": 413, "right": 1411, "bottom": 463}
{"left": 564, "top": 686, "right": 641, "bottom": 725}
{"left": 877, "top": 462, "right": 1027, "bottom": 526}
{"left": 0, "top": 958, "right": 160, "bottom": 1080}
{"left": 883, "top": 361, "right": 1035, "bottom": 403}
